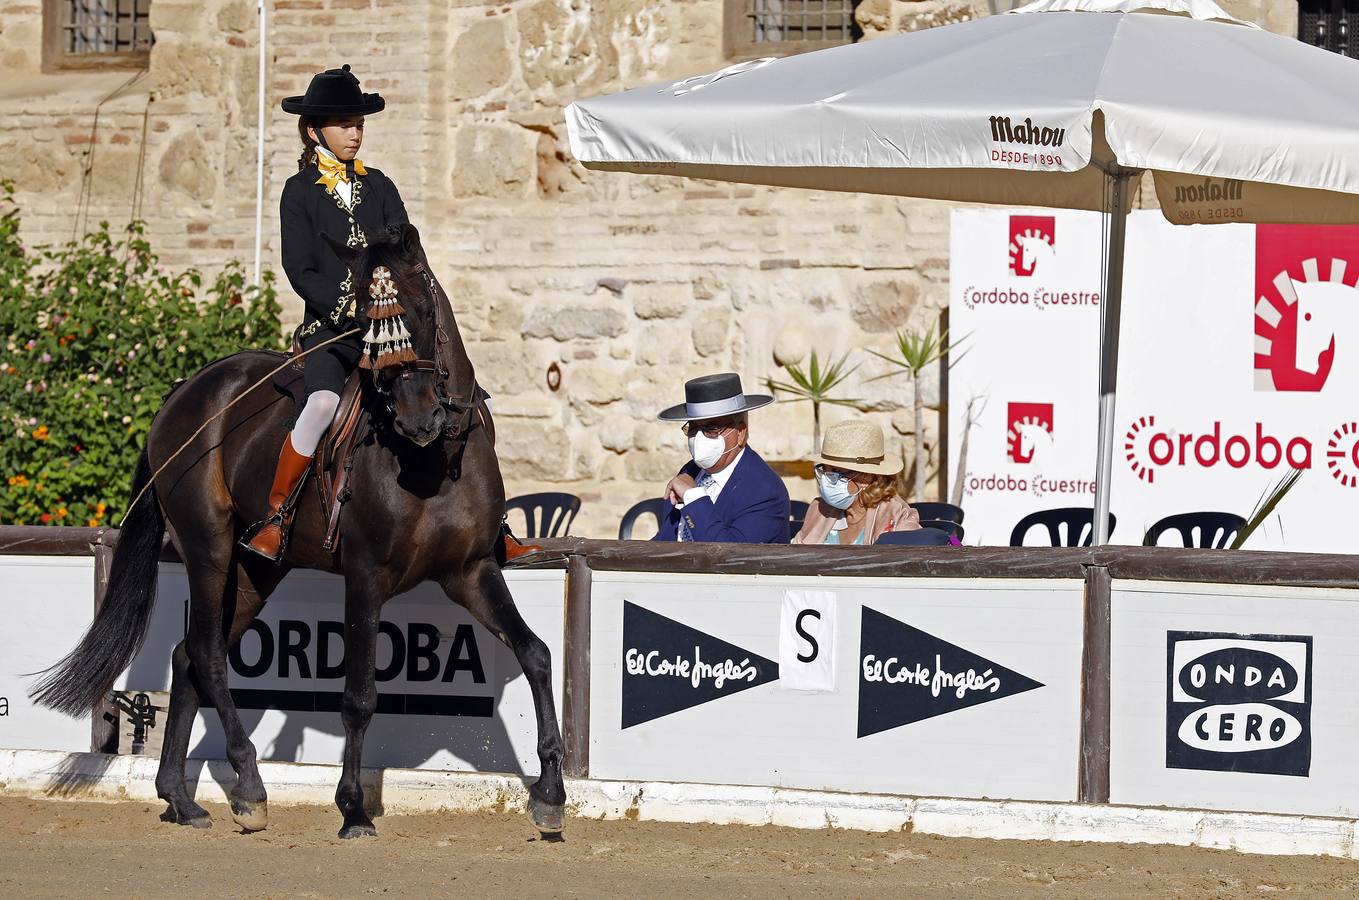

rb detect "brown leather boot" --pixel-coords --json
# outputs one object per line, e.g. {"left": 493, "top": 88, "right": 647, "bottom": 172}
{"left": 500, "top": 527, "right": 542, "bottom": 564}
{"left": 241, "top": 435, "right": 313, "bottom": 562}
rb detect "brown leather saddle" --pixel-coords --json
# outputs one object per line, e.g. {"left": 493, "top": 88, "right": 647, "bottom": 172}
{"left": 273, "top": 330, "right": 370, "bottom": 554}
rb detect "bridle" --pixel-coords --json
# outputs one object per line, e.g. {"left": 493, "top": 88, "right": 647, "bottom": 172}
{"left": 368, "top": 259, "right": 485, "bottom": 455}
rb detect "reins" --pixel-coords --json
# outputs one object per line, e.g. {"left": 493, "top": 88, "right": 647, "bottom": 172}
{"left": 117, "top": 327, "right": 361, "bottom": 526}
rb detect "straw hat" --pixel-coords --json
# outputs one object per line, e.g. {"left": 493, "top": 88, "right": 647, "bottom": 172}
{"left": 812, "top": 421, "right": 902, "bottom": 476}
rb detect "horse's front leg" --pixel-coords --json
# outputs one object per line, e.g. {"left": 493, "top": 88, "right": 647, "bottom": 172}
{"left": 335, "top": 576, "right": 384, "bottom": 839}
{"left": 443, "top": 557, "right": 566, "bottom": 834}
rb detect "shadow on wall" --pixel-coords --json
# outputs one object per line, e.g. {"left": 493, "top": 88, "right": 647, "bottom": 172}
{"left": 115, "top": 570, "right": 547, "bottom": 780}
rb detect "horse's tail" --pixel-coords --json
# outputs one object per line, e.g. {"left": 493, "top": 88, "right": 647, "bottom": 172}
{"left": 30, "top": 448, "right": 165, "bottom": 717}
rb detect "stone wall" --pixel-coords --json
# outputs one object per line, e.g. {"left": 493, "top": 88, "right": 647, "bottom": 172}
{"left": 0, "top": 0, "right": 1307, "bottom": 538}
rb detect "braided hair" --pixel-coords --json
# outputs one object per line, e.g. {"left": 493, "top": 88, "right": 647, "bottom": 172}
{"left": 296, "top": 116, "right": 320, "bottom": 171}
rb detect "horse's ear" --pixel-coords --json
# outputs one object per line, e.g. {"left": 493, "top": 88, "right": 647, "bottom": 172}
{"left": 322, "top": 233, "right": 361, "bottom": 269}
{"left": 399, "top": 222, "right": 421, "bottom": 258}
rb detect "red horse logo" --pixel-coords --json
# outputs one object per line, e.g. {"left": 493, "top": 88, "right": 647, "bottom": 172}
{"left": 1254, "top": 224, "right": 1359, "bottom": 392}
{"left": 1007, "top": 402, "right": 1054, "bottom": 464}
{"left": 1008, "top": 215, "right": 1055, "bottom": 277}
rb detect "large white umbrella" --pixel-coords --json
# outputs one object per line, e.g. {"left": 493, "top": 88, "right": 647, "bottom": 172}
{"left": 565, "top": 0, "right": 1359, "bottom": 544}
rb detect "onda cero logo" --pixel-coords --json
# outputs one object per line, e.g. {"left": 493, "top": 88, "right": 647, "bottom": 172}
{"left": 1006, "top": 402, "right": 1054, "bottom": 465}
{"left": 1167, "top": 631, "right": 1312, "bottom": 777}
{"left": 1254, "top": 224, "right": 1359, "bottom": 392}
{"left": 1008, "top": 215, "right": 1055, "bottom": 277}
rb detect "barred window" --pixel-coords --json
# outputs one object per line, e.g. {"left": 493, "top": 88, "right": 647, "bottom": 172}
{"left": 44, "top": 0, "right": 153, "bottom": 71}
{"left": 1299, "top": 0, "right": 1358, "bottom": 59}
{"left": 725, "top": 1, "right": 863, "bottom": 60}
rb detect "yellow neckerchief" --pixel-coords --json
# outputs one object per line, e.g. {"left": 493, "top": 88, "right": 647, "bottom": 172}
{"left": 314, "top": 147, "right": 367, "bottom": 195}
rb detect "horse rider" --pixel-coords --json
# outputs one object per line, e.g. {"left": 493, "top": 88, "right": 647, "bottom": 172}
{"left": 653, "top": 373, "right": 791, "bottom": 543}
{"left": 242, "top": 64, "right": 410, "bottom": 561}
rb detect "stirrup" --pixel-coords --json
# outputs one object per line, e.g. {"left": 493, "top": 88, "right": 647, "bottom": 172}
{"left": 239, "top": 513, "right": 291, "bottom": 563}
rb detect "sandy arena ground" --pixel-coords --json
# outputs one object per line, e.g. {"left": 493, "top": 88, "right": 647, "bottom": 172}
{"left": 3, "top": 797, "right": 1359, "bottom": 898}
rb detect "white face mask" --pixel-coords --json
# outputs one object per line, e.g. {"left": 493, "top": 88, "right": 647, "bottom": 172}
{"left": 688, "top": 432, "right": 730, "bottom": 470}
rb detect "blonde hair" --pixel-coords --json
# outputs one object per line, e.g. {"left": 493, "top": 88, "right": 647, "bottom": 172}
{"left": 857, "top": 472, "right": 899, "bottom": 509}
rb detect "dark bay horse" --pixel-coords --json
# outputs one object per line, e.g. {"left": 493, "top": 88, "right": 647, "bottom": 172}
{"left": 31, "top": 225, "right": 566, "bottom": 839}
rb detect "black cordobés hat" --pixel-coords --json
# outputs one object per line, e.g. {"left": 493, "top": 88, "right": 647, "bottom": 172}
{"left": 281, "top": 64, "right": 385, "bottom": 117}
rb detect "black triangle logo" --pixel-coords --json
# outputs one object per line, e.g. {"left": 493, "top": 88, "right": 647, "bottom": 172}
{"left": 622, "top": 601, "right": 778, "bottom": 728}
{"left": 857, "top": 606, "right": 1044, "bottom": 738}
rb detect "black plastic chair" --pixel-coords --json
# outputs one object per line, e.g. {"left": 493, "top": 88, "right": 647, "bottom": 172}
{"left": 911, "top": 502, "right": 965, "bottom": 524}
{"left": 504, "top": 492, "right": 581, "bottom": 539}
{"left": 876, "top": 527, "right": 952, "bottom": 547}
{"left": 1009, "top": 507, "right": 1116, "bottom": 547}
{"left": 789, "top": 500, "right": 810, "bottom": 539}
{"left": 1143, "top": 511, "right": 1246, "bottom": 549}
{"left": 920, "top": 519, "right": 964, "bottom": 541}
{"left": 618, "top": 498, "right": 669, "bottom": 540}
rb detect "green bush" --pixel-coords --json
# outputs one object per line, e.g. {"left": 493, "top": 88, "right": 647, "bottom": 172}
{"left": 0, "top": 184, "right": 284, "bottom": 526}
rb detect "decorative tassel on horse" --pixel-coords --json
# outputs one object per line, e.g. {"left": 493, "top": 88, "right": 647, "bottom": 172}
{"left": 359, "top": 265, "right": 417, "bottom": 369}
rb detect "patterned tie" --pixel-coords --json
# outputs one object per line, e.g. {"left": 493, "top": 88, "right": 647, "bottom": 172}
{"left": 677, "top": 473, "right": 716, "bottom": 542}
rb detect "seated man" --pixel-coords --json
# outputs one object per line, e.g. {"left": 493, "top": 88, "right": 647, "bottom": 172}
{"left": 654, "top": 373, "right": 790, "bottom": 544}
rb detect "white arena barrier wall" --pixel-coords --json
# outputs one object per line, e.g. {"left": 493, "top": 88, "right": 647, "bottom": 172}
{"left": 0, "top": 554, "right": 96, "bottom": 754}
{"left": 6, "top": 527, "right": 1359, "bottom": 851}
{"left": 1111, "top": 578, "right": 1359, "bottom": 819}
{"left": 587, "top": 571, "right": 1085, "bottom": 801}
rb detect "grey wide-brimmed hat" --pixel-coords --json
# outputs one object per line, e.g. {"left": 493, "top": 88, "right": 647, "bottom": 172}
{"left": 812, "top": 420, "right": 903, "bottom": 476}
{"left": 657, "top": 373, "right": 774, "bottom": 422}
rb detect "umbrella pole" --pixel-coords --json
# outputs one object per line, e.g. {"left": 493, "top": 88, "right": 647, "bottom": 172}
{"left": 1093, "top": 169, "right": 1136, "bottom": 546}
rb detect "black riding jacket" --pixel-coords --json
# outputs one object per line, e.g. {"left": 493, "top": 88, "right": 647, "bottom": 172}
{"left": 279, "top": 159, "right": 409, "bottom": 341}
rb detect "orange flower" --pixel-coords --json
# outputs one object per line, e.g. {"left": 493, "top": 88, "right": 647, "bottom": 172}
{"left": 87, "top": 518, "right": 99, "bottom": 527}
{"left": 39, "top": 513, "right": 51, "bottom": 524}
{"left": 95, "top": 502, "right": 107, "bottom": 516}
{"left": 56, "top": 506, "right": 68, "bottom": 519}
{"left": 32, "top": 425, "right": 49, "bottom": 440}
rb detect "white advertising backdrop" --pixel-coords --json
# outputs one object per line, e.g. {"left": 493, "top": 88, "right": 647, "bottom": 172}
{"left": 949, "top": 210, "right": 1359, "bottom": 551}
{"left": 0, "top": 556, "right": 95, "bottom": 754}
{"left": 1110, "top": 579, "right": 1359, "bottom": 819}
{"left": 119, "top": 566, "right": 564, "bottom": 775}
{"left": 588, "top": 571, "right": 1085, "bottom": 802}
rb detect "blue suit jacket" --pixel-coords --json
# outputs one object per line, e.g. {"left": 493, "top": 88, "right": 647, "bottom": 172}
{"left": 653, "top": 448, "right": 790, "bottom": 544}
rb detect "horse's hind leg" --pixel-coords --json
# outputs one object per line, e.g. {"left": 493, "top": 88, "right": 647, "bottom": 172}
{"left": 167, "top": 555, "right": 278, "bottom": 832}
{"left": 158, "top": 559, "right": 279, "bottom": 826}
{"left": 443, "top": 558, "right": 566, "bottom": 834}
{"left": 155, "top": 638, "right": 212, "bottom": 827}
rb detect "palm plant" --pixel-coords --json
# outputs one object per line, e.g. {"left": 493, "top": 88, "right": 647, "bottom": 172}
{"left": 867, "top": 324, "right": 966, "bottom": 500}
{"left": 765, "top": 350, "right": 861, "bottom": 450}
{"left": 1229, "top": 467, "right": 1304, "bottom": 549}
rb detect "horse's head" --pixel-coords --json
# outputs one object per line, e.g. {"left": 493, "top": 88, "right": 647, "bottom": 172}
{"left": 1014, "top": 233, "right": 1054, "bottom": 277}
{"left": 327, "top": 223, "right": 448, "bottom": 447}
{"left": 1292, "top": 278, "right": 1349, "bottom": 378}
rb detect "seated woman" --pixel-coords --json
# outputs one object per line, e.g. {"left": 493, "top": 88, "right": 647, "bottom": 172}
{"left": 792, "top": 420, "right": 921, "bottom": 545}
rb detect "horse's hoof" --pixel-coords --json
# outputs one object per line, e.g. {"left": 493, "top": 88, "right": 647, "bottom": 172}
{"left": 338, "top": 823, "right": 378, "bottom": 840}
{"left": 527, "top": 794, "right": 565, "bottom": 835}
{"left": 231, "top": 800, "right": 268, "bottom": 833}
{"left": 160, "top": 803, "right": 212, "bottom": 829}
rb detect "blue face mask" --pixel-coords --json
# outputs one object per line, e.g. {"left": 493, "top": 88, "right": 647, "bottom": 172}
{"left": 816, "top": 469, "right": 860, "bottom": 510}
